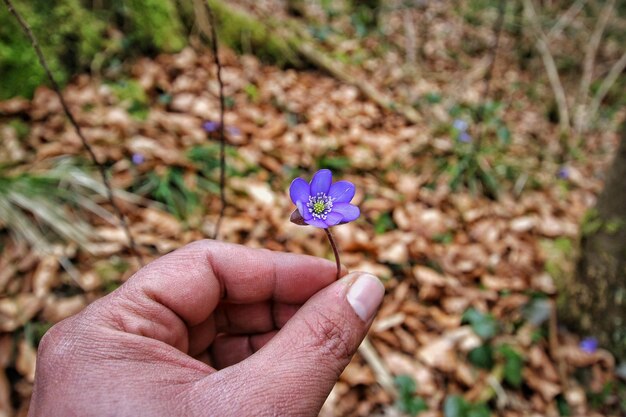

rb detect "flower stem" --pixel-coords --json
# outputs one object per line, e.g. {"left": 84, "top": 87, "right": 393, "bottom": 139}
{"left": 324, "top": 228, "right": 341, "bottom": 280}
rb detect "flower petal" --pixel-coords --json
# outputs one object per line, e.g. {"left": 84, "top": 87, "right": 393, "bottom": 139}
{"left": 310, "top": 169, "right": 332, "bottom": 195}
{"left": 296, "top": 200, "right": 312, "bottom": 220}
{"left": 328, "top": 180, "right": 355, "bottom": 203}
{"left": 289, "top": 178, "right": 310, "bottom": 205}
{"left": 325, "top": 212, "right": 343, "bottom": 226}
{"left": 332, "top": 203, "right": 360, "bottom": 222}
{"left": 304, "top": 218, "right": 328, "bottom": 228}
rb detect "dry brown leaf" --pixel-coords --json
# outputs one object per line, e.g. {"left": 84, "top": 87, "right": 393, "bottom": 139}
{"left": 0, "top": 370, "right": 11, "bottom": 417}
{"left": 141, "top": 208, "right": 182, "bottom": 238}
{"left": 0, "top": 294, "right": 42, "bottom": 332}
{"left": 32, "top": 255, "right": 59, "bottom": 298}
{"left": 417, "top": 336, "right": 457, "bottom": 372}
{"left": 384, "top": 352, "right": 437, "bottom": 396}
{"left": 42, "top": 295, "right": 87, "bottom": 323}
{"left": 340, "top": 358, "right": 375, "bottom": 386}
{"left": 372, "top": 312, "right": 406, "bottom": 333}
{"left": 559, "top": 346, "right": 615, "bottom": 369}
{"left": 523, "top": 368, "right": 561, "bottom": 402}
{"left": 16, "top": 339, "right": 37, "bottom": 383}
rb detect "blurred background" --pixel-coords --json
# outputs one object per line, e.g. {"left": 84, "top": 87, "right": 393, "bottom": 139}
{"left": 1, "top": 0, "right": 626, "bottom": 416}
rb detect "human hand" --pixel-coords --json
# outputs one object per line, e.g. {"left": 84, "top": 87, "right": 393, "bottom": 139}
{"left": 28, "top": 240, "right": 384, "bottom": 416}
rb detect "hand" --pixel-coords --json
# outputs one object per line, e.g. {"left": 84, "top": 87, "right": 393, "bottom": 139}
{"left": 28, "top": 240, "right": 384, "bottom": 416}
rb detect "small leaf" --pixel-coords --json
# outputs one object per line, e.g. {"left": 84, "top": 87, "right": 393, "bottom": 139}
{"left": 290, "top": 209, "right": 307, "bottom": 225}
{"left": 443, "top": 395, "right": 468, "bottom": 417}
{"left": 406, "top": 397, "right": 428, "bottom": 415}
{"left": 468, "top": 344, "right": 494, "bottom": 369}
{"left": 395, "top": 375, "right": 416, "bottom": 397}
{"left": 556, "top": 394, "right": 571, "bottom": 416}
{"left": 499, "top": 345, "right": 523, "bottom": 388}
{"left": 462, "top": 308, "right": 498, "bottom": 340}
{"left": 395, "top": 375, "right": 427, "bottom": 416}
{"left": 497, "top": 125, "right": 511, "bottom": 144}
{"left": 467, "top": 403, "right": 491, "bottom": 417}
{"left": 522, "top": 298, "right": 552, "bottom": 326}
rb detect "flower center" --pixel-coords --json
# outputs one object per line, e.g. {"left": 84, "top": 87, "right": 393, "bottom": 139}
{"left": 307, "top": 192, "right": 334, "bottom": 220}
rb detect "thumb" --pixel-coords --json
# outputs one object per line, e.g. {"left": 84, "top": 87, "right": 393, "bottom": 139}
{"left": 226, "top": 272, "right": 384, "bottom": 416}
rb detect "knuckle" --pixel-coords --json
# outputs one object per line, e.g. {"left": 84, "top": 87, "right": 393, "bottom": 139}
{"left": 37, "top": 315, "right": 86, "bottom": 360}
{"left": 37, "top": 321, "right": 65, "bottom": 355}
{"left": 303, "top": 309, "right": 354, "bottom": 362}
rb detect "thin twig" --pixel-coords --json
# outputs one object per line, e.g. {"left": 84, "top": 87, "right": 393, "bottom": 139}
{"left": 357, "top": 337, "right": 398, "bottom": 398}
{"left": 574, "top": 0, "right": 614, "bottom": 133}
{"left": 2, "top": 0, "right": 143, "bottom": 267}
{"left": 523, "top": 0, "right": 570, "bottom": 133}
{"left": 324, "top": 228, "right": 341, "bottom": 280}
{"left": 588, "top": 49, "right": 626, "bottom": 125}
{"left": 549, "top": 296, "right": 568, "bottom": 390}
{"left": 475, "top": 0, "right": 506, "bottom": 149}
{"left": 482, "top": 0, "right": 506, "bottom": 106}
{"left": 546, "top": 0, "right": 586, "bottom": 40}
{"left": 204, "top": 2, "right": 227, "bottom": 240}
{"left": 402, "top": 6, "right": 416, "bottom": 67}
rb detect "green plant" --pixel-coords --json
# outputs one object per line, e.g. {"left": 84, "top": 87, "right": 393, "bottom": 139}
{"left": 462, "top": 307, "right": 499, "bottom": 340}
{"left": 0, "top": 0, "right": 104, "bottom": 99}
{"left": 443, "top": 395, "right": 491, "bottom": 417}
{"left": 136, "top": 167, "right": 199, "bottom": 220}
{"left": 0, "top": 158, "right": 124, "bottom": 252}
{"left": 109, "top": 79, "right": 150, "bottom": 120}
{"left": 395, "top": 375, "right": 428, "bottom": 416}
{"left": 435, "top": 100, "right": 518, "bottom": 199}
{"left": 498, "top": 344, "right": 523, "bottom": 388}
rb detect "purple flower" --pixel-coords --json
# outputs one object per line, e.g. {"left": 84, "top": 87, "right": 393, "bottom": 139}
{"left": 453, "top": 119, "right": 469, "bottom": 131}
{"left": 131, "top": 153, "right": 145, "bottom": 165}
{"left": 579, "top": 337, "right": 598, "bottom": 354}
{"left": 226, "top": 126, "right": 241, "bottom": 136}
{"left": 289, "top": 169, "right": 360, "bottom": 229}
{"left": 458, "top": 132, "right": 472, "bottom": 143}
{"left": 203, "top": 121, "right": 219, "bottom": 132}
{"left": 558, "top": 166, "right": 569, "bottom": 179}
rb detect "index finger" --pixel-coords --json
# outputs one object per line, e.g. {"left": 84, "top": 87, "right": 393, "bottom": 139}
{"left": 122, "top": 240, "right": 341, "bottom": 327}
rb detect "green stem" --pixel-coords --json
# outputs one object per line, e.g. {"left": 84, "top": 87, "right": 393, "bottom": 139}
{"left": 324, "top": 228, "right": 341, "bottom": 280}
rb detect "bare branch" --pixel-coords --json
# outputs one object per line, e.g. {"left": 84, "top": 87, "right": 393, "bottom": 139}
{"left": 2, "top": 0, "right": 144, "bottom": 266}
{"left": 402, "top": 7, "right": 416, "bottom": 66}
{"left": 203, "top": 1, "right": 227, "bottom": 240}
{"left": 546, "top": 0, "right": 587, "bottom": 40}
{"left": 476, "top": 0, "right": 506, "bottom": 149}
{"left": 574, "top": 0, "right": 614, "bottom": 133}
{"left": 588, "top": 49, "right": 626, "bottom": 126}
{"left": 523, "top": 0, "right": 570, "bottom": 133}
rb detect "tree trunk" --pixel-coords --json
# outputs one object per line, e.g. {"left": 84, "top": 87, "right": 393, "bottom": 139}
{"left": 561, "top": 122, "right": 626, "bottom": 359}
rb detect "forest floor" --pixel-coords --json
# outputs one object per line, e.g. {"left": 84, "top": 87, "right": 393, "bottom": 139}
{"left": 1, "top": 2, "right": 626, "bottom": 416}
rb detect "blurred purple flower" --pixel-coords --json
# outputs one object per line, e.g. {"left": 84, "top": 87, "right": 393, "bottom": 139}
{"left": 558, "top": 166, "right": 569, "bottom": 179}
{"left": 227, "top": 126, "right": 241, "bottom": 136}
{"left": 458, "top": 132, "right": 472, "bottom": 143}
{"left": 579, "top": 337, "right": 598, "bottom": 354}
{"left": 289, "top": 169, "right": 360, "bottom": 229}
{"left": 203, "top": 121, "right": 242, "bottom": 137}
{"left": 453, "top": 119, "right": 469, "bottom": 131}
{"left": 203, "top": 121, "right": 219, "bottom": 132}
{"left": 131, "top": 153, "right": 145, "bottom": 165}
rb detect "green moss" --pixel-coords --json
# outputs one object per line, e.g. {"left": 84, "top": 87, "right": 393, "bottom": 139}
{"left": 0, "top": 0, "right": 105, "bottom": 99}
{"left": 0, "top": 0, "right": 187, "bottom": 99}
{"left": 541, "top": 238, "right": 577, "bottom": 311}
{"left": 605, "top": 218, "right": 625, "bottom": 234}
{"left": 109, "top": 79, "right": 150, "bottom": 120}
{"left": 124, "top": 0, "right": 185, "bottom": 52}
{"left": 581, "top": 208, "right": 603, "bottom": 236}
{"left": 207, "top": 0, "right": 302, "bottom": 67}
{"left": 8, "top": 119, "right": 30, "bottom": 139}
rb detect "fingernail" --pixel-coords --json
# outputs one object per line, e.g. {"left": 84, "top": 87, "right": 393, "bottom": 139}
{"left": 346, "top": 274, "right": 385, "bottom": 322}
